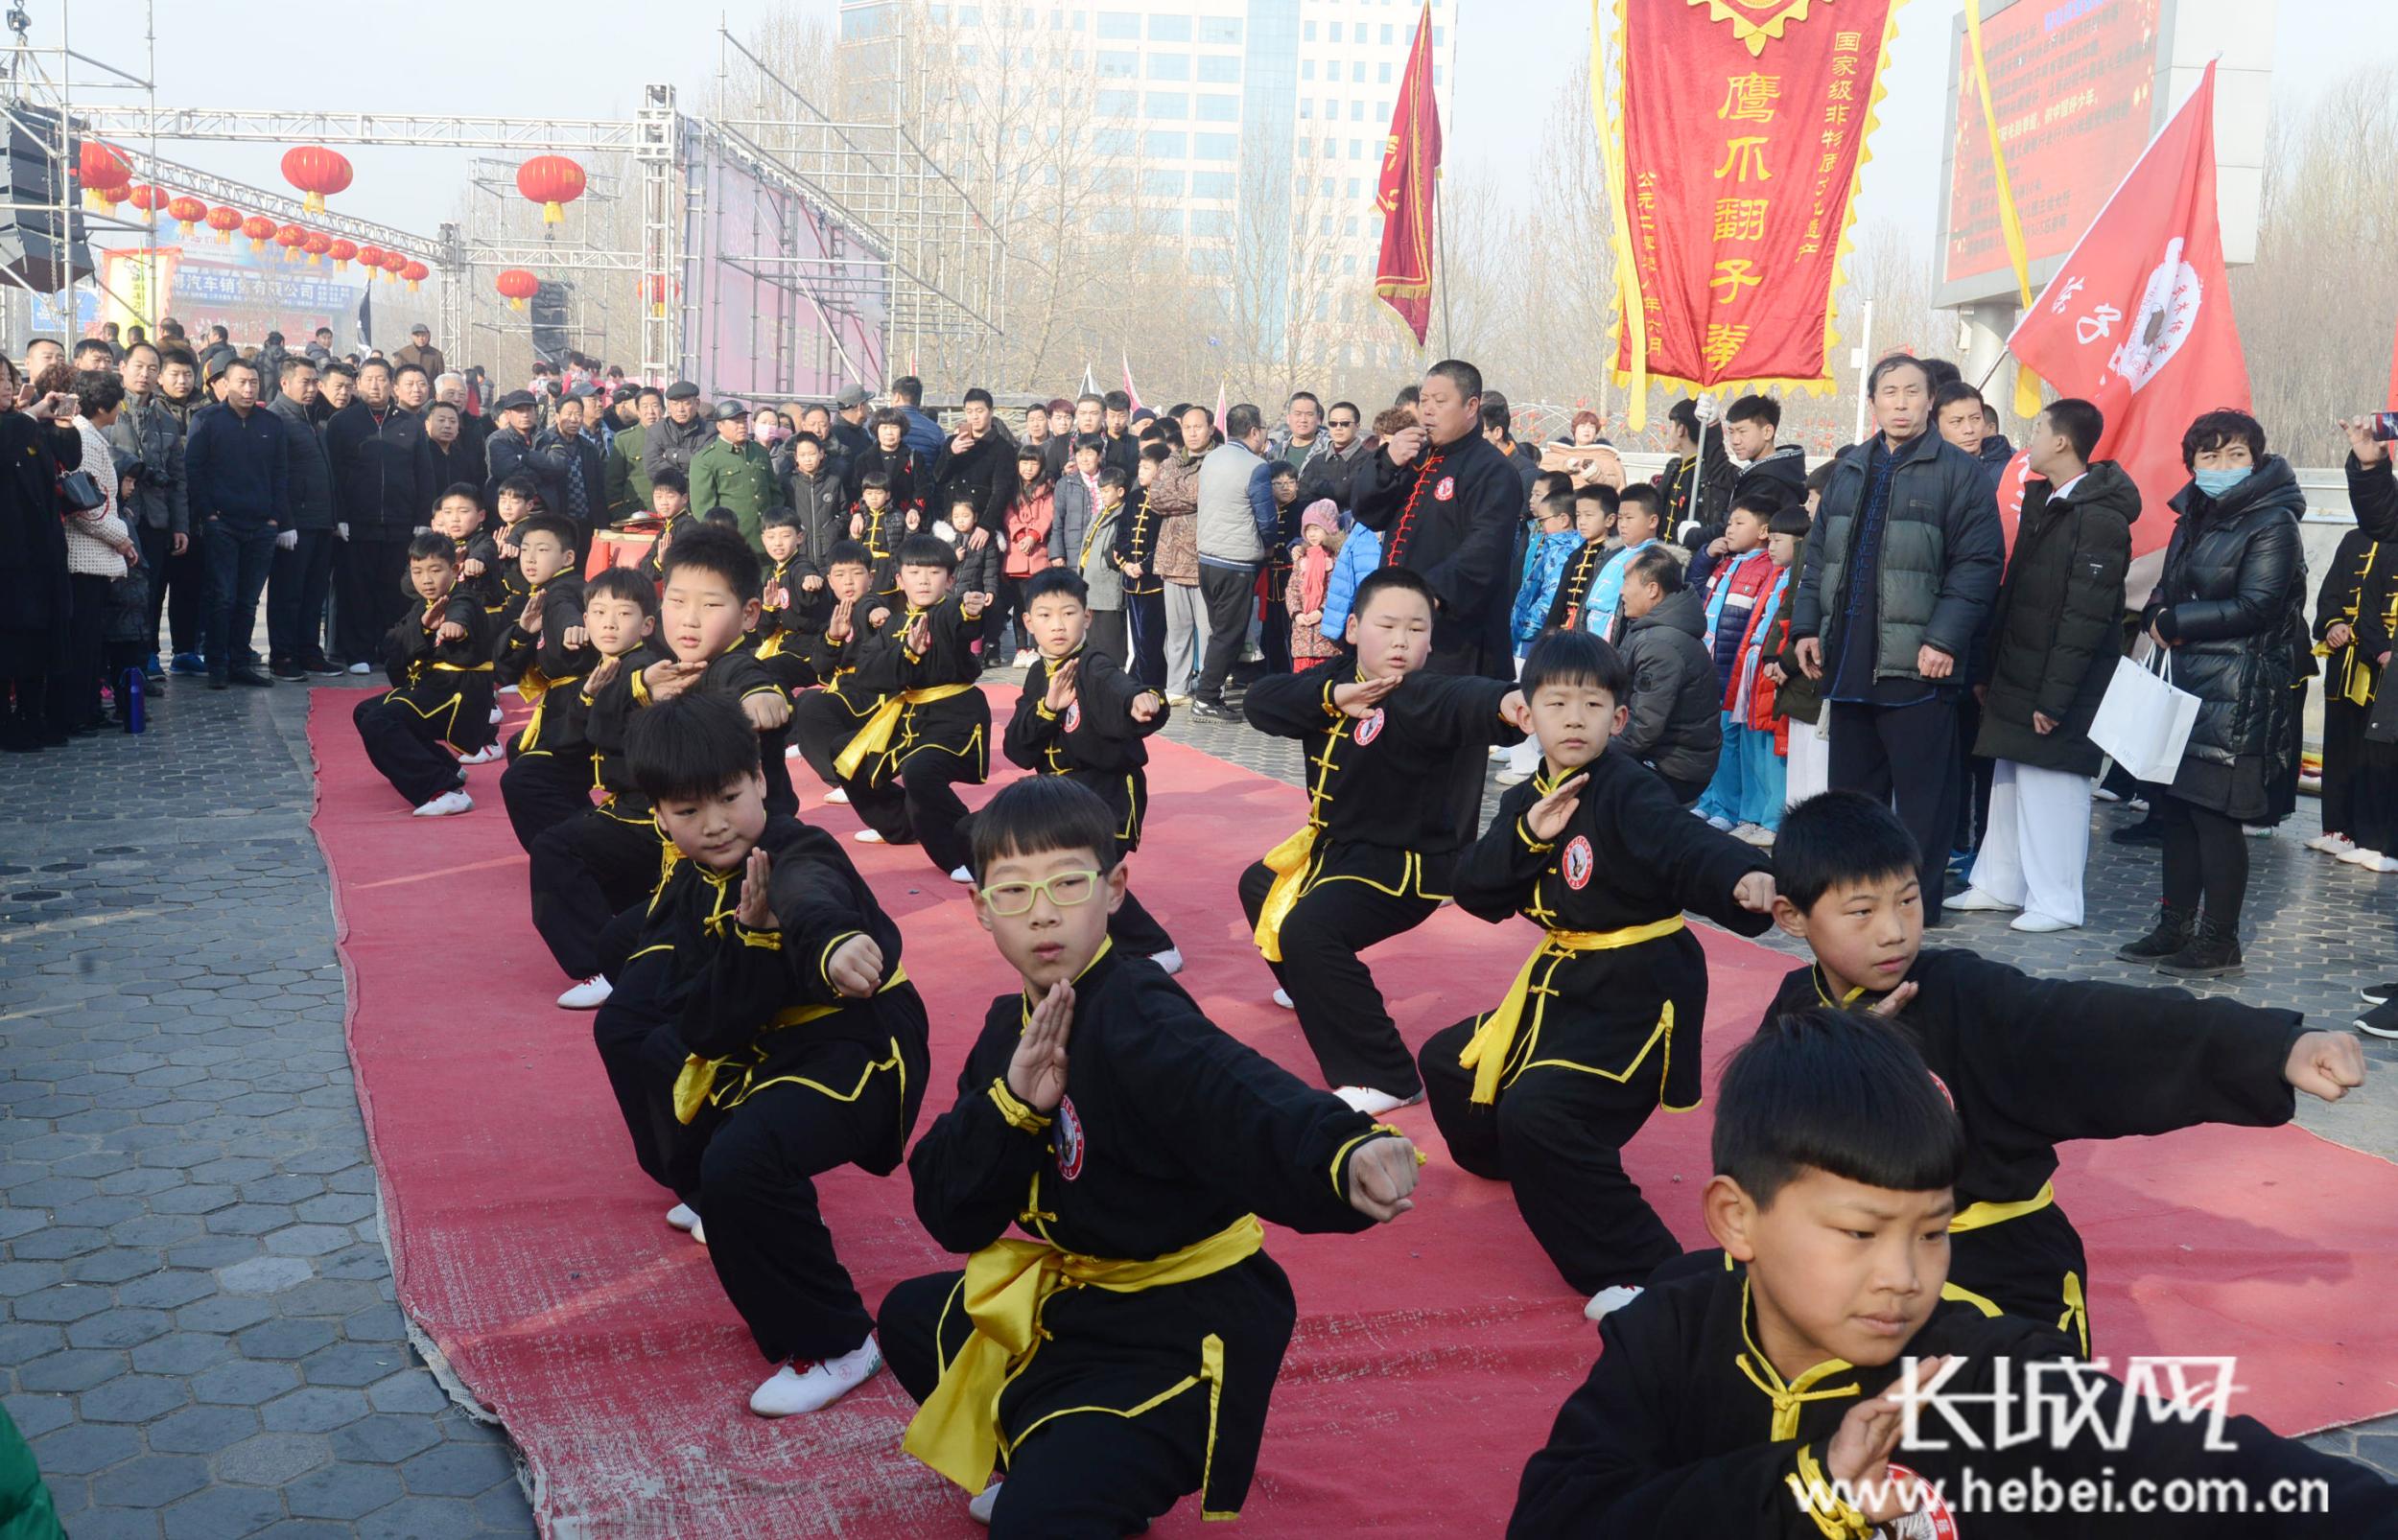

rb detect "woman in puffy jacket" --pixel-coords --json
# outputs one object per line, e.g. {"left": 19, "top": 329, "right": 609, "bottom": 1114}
{"left": 2115, "top": 409, "right": 2307, "bottom": 982}
{"left": 993, "top": 455, "right": 1056, "bottom": 665}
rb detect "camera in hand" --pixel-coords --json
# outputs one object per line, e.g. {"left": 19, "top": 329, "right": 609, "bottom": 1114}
{"left": 2373, "top": 412, "right": 2398, "bottom": 443}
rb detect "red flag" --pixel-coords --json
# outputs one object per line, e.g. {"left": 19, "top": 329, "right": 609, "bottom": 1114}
{"left": 2004, "top": 62, "right": 2247, "bottom": 571}
{"left": 1372, "top": 0, "right": 1441, "bottom": 345}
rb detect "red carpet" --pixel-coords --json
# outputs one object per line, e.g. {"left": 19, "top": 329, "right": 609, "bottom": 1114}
{"left": 307, "top": 687, "right": 2398, "bottom": 1536}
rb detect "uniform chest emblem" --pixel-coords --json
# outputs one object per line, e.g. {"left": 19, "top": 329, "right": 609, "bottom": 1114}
{"left": 1064, "top": 700, "right": 1081, "bottom": 734}
{"left": 1055, "top": 1096, "right": 1087, "bottom": 1180}
{"left": 1563, "top": 835, "right": 1594, "bottom": 890}
{"left": 1880, "top": 1465, "right": 1959, "bottom": 1539}
{"left": 1434, "top": 476, "right": 1456, "bottom": 502}
{"left": 1352, "top": 708, "right": 1386, "bottom": 745}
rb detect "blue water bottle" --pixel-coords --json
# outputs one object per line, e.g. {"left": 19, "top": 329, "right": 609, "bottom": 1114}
{"left": 120, "top": 667, "right": 145, "bottom": 734}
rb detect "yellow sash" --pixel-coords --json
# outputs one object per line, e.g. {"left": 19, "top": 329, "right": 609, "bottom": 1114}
{"left": 517, "top": 669, "right": 582, "bottom": 752}
{"left": 902, "top": 1212, "right": 1262, "bottom": 1494}
{"left": 1250, "top": 826, "right": 1319, "bottom": 964}
{"left": 670, "top": 965, "right": 909, "bottom": 1123}
{"left": 834, "top": 682, "right": 977, "bottom": 780}
{"left": 1456, "top": 917, "right": 1687, "bottom": 1105}
{"left": 1950, "top": 1179, "right": 2054, "bottom": 1233}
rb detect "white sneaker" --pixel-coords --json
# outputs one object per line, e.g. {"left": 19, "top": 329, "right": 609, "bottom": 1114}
{"left": 2009, "top": 912, "right": 2078, "bottom": 933}
{"left": 823, "top": 786, "right": 849, "bottom": 805}
{"left": 2316, "top": 832, "right": 2360, "bottom": 855}
{"left": 1271, "top": 988, "right": 1293, "bottom": 1010}
{"left": 1147, "top": 947, "right": 1184, "bottom": 975}
{"left": 488, "top": 705, "right": 504, "bottom": 725}
{"left": 968, "top": 1481, "right": 1003, "bottom": 1526}
{"left": 748, "top": 1336, "right": 883, "bottom": 1417}
{"left": 411, "top": 788, "right": 473, "bottom": 817}
{"left": 1487, "top": 745, "right": 1509, "bottom": 760}
{"left": 1945, "top": 887, "right": 2019, "bottom": 913}
{"left": 854, "top": 828, "right": 884, "bottom": 844}
{"left": 1166, "top": 693, "right": 1192, "bottom": 707}
{"left": 1728, "top": 823, "right": 1776, "bottom": 847}
{"left": 1494, "top": 768, "right": 1532, "bottom": 787}
{"left": 2127, "top": 796, "right": 2149, "bottom": 811}
{"left": 666, "top": 1202, "right": 699, "bottom": 1232}
{"left": 556, "top": 974, "right": 613, "bottom": 1010}
{"left": 949, "top": 866, "right": 975, "bottom": 884}
{"left": 2092, "top": 786, "right": 2122, "bottom": 803}
{"left": 1332, "top": 1085, "right": 1423, "bottom": 1116}
{"left": 2366, "top": 853, "right": 2398, "bottom": 875}
{"left": 347, "top": 661, "right": 371, "bottom": 676}
{"left": 457, "top": 744, "right": 504, "bottom": 766}
{"left": 784, "top": 742, "right": 803, "bottom": 760}
{"left": 2245, "top": 824, "right": 2274, "bottom": 839}
{"left": 2340, "top": 847, "right": 2383, "bottom": 867}
{"left": 1011, "top": 650, "right": 1036, "bottom": 668}
{"left": 691, "top": 1216, "right": 707, "bottom": 1247}
{"left": 1705, "top": 815, "right": 1734, "bottom": 831}
{"left": 1585, "top": 1284, "right": 1645, "bottom": 1322}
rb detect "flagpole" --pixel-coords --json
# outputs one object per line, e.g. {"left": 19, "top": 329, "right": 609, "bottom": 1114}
{"left": 1437, "top": 0, "right": 1456, "bottom": 361}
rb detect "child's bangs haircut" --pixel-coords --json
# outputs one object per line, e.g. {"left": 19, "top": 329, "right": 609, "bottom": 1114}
{"left": 1574, "top": 484, "right": 1619, "bottom": 515}
{"left": 1618, "top": 484, "right": 1664, "bottom": 520}
{"left": 496, "top": 474, "right": 540, "bottom": 504}
{"left": 1023, "top": 567, "right": 1089, "bottom": 607}
{"left": 1767, "top": 504, "right": 1813, "bottom": 539}
{"left": 438, "top": 481, "right": 485, "bottom": 510}
{"left": 1713, "top": 1007, "right": 1963, "bottom": 1208}
{"left": 897, "top": 532, "right": 957, "bottom": 572}
{"left": 648, "top": 465, "right": 689, "bottom": 495}
{"left": 970, "top": 777, "right": 1122, "bottom": 881}
{"left": 1774, "top": 791, "right": 1922, "bottom": 912}
{"left": 1352, "top": 565, "right": 1436, "bottom": 620}
{"left": 1097, "top": 464, "right": 1132, "bottom": 491}
{"left": 824, "top": 539, "right": 873, "bottom": 572}
{"left": 407, "top": 532, "right": 458, "bottom": 565}
{"left": 661, "top": 524, "right": 764, "bottom": 604}
{"left": 1520, "top": 629, "right": 1629, "bottom": 701}
{"left": 624, "top": 689, "right": 763, "bottom": 804}
{"left": 1542, "top": 491, "right": 1579, "bottom": 524}
{"left": 702, "top": 508, "right": 741, "bottom": 530}
{"left": 515, "top": 515, "right": 578, "bottom": 550}
{"left": 584, "top": 566, "right": 658, "bottom": 618}
{"left": 762, "top": 506, "right": 802, "bottom": 533}
{"left": 859, "top": 470, "right": 892, "bottom": 493}
{"left": 1729, "top": 491, "right": 1782, "bottom": 524}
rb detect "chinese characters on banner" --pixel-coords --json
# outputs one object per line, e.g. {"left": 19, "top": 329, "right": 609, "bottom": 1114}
{"left": 1603, "top": 0, "right": 1900, "bottom": 405}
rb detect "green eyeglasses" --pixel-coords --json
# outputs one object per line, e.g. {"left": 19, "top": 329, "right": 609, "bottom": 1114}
{"left": 978, "top": 869, "right": 1102, "bottom": 916}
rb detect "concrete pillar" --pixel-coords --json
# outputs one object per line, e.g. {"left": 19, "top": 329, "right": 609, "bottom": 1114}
{"left": 1960, "top": 299, "right": 2021, "bottom": 427}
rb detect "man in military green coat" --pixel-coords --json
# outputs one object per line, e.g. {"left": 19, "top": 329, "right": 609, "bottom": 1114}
{"left": 605, "top": 385, "right": 663, "bottom": 517}
{"left": 688, "top": 398, "right": 787, "bottom": 561}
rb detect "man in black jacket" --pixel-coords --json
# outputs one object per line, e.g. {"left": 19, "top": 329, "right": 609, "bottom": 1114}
{"left": 929, "top": 386, "right": 1013, "bottom": 530}
{"left": 326, "top": 358, "right": 434, "bottom": 670}
{"left": 1295, "top": 400, "right": 1373, "bottom": 517}
{"left": 184, "top": 358, "right": 288, "bottom": 689}
{"left": 484, "top": 390, "right": 567, "bottom": 514}
{"left": 1721, "top": 392, "right": 1808, "bottom": 512}
{"left": 1790, "top": 353, "right": 2005, "bottom": 923}
{"left": 264, "top": 357, "right": 341, "bottom": 678}
{"left": 1951, "top": 398, "right": 2135, "bottom": 935}
{"left": 537, "top": 393, "right": 606, "bottom": 543}
{"left": 642, "top": 381, "right": 714, "bottom": 488}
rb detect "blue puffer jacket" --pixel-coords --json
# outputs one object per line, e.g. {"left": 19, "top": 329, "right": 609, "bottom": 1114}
{"left": 1512, "top": 530, "right": 1583, "bottom": 651}
{"left": 1319, "top": 524, "right": 1383, "bottom": 639}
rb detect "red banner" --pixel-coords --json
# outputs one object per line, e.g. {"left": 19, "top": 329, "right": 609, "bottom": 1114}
{"left": 1373, "top": 0, "right": 1442, "bottom": 346}
{"left": 1605, "top": 0, "right": 1899, "bottom": 404}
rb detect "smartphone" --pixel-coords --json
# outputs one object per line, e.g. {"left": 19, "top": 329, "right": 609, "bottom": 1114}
{"left": 2374, "top": 412, "right": 2398, "bottom": 442}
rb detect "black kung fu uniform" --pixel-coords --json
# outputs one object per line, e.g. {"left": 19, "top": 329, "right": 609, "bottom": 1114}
{"left": 1235, "top": 656, "right": 1522, "bottom": 1098}
{"left": 1508, "top": 1251, "right": 2398, "bottom": 1538}
{"left": 1114, "top": 488, "right": 1167, "bottom": 688}
{"left": 1544, "top": 540, "right": 1606, "bottom": 634}
{"left": 881, "top": 946, "right": 1400, "bottom": 1540}
{"left": 2314, "top": 528, "right": 2383, "bottom": 843}
{"left": 787, "top": 605, "right": 895, "bottom": 813}
{"left": 717, "top": 630, "right": 800, "bottom": 820}
{"left": 453, "top": 529, "right": 505, "bottom": 614}
{"left": 1420, "top": 750, "right": 1772, "bottom": 1294}
{"left": 1003, "top": 646, "right": 1175, "bottom": 957}
{"left": 756, "top": 554, "right": 827, "bottom": 695}
{"left": 526, "top": 642, "right": 671, "bottom": 984}
{"left": 351, "top": 592, "right": 495, "bottom": 808}
{"left": 493, "top": 575, "right": 596, "bottom": 852}
{"left": 594, "top": 814, "right": 929, "bottom": 1365}
{"left": 846, "top": 593, "right": 993, "bottom": 875}
{"left": 1764, "top": 948, "right": 2303, "bottom": 1355}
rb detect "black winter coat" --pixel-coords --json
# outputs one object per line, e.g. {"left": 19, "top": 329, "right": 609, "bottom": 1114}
{"left": 1730, "top": 444, "right": 1809, "bottom": 511}
{"left": 1614, "top": 586, "right": 1722, "bottom": 790}
{"left": 786, "top": 467, "right": 847, "bottom": 582}
{"left": 929, "top": 431, "right": 1013, "bottom": 529}
{"left": 324, "top": 401, "right": 432, "bottom": 540}
{"left": 2146, "top": 456, "right": 2308, "bottom": 780}
{"left": 1295, "top": 436, "right": 1375, "bottom": 516}
{"left": 1972, "top": 460, "right": 2138, "bottom": 775}
{"left": 1350, "top": 430, "right": 1524, "bottom": 679}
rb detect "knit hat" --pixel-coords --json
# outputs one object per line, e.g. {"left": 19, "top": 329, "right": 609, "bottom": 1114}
{"left": 1300, "top": 499, "right": 1340, "bottom": 537}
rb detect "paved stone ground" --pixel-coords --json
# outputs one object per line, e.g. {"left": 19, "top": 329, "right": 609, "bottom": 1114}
{"left": 0, "top": 678, "right": 533, "bottom": 1538}
{"left": 4, "top": 664, "right": 2392, "bottom": 1537}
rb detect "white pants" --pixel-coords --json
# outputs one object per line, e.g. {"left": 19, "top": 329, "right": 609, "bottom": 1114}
{"left": 1784, "top": 716, "right": 1828, "bottom": 806}
{"left": 1164, "top": 581, "right": 1207, "bottom": 697}
{"left": 1964, "top": 758, "right": 2093, "bottom": 926}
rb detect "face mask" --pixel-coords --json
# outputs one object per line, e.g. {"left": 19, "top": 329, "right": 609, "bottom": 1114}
{"left": 2194, "top": 466, "right": 2253, "bottom": 499}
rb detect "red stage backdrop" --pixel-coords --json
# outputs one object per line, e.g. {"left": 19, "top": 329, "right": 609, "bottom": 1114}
{"left": 1372, "top": 0, "right": 1442, "bottom": 345}
{"left": 1603, "top": 0, "right": 1900, "bottom": 410}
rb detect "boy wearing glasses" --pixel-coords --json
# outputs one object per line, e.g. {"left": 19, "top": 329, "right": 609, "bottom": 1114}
{"left": 881, "top": 778, "right": 1423, "bottom": 1535}
{"left": 607, "top": 689, "right": 928, "bottom": 1420}
{"left": 1000, "top": 567, "right": 1184, "bottom": 972}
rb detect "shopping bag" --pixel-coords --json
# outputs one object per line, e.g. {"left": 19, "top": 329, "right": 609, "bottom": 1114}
{"left": 2088, "top": 647, "right": 2198, "bottom": 784}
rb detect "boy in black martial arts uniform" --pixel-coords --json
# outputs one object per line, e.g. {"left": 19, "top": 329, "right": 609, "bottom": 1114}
{"left": 756, "top": 505, "right": 826, "bottom": 695}
{"left": 1761, "top": 791, "right": 2365, "bottom": 1355}
{"left": 1118, "top": 443, "right": 1171, "bottom": 688}
{"left": 1509, "top": 1009, "right": 2398, "bottom": 1538}
{"left": 786, "top": 540, "right": 883, "bottom": 810}
{"left": 835, "top": 532, "right": 993, "bottom": 882}
{"left": 1543, "top": 486, "right": 1617, "bottom": 633}
{"left": 603, "top": 690, "right": 928, "bottom": 1417}
{"left": 475, "top": 515, "right": 580, "bottom": 770}
{"left": 1002, "top": 566, "right": 1182, "bottom": 972}
{"left": 498, "top": 565, "right": 652, "bottom": 852}
{"left": 1421, "top": 629, "right": 1776, "bottom": 1310}
{"left": 633, "top": 466, "right": 694, "bottom": 588}
{"left": 1235, "top": 566, "right": 1527, "bottom": 1115}
{"left": 352, "top": 533, "right": 494, "bottom": 819}
{"left": 2312, "top": 524, "right": 2386, "bottom": 858}
{"left": 428, "top": 482, "right": 503, "bottom": 613}
{"left": 880, "top": 778, "right": 1424, "bottom": 1537}
{"left": 531, "top": 525, "right": 788, "bottom": 1011}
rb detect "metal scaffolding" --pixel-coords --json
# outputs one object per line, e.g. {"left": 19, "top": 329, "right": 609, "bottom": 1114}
{"left": 0, "top": 1, "right": 157, "bottom": 332}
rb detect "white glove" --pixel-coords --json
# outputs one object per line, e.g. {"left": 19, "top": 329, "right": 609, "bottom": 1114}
{"left": 274, "top": 528, "right": 298, "bottom": 550}
{"left": 336, "top": 522, "right": 350, "bottom": 541}
{"left": 1693, "top": 394, "right": 1722, "bottom": 427}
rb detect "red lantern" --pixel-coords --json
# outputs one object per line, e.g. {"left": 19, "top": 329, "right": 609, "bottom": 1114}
{"left": 401, "top": 260, "right": 428, "bottom": 292}
{"left": 377, "top": 248, "right": 407, "bottom": 283}
{"left": 126, "top": 184, "right": 163, "bottom": 219}
{"left": 280, "top": 146, "right": 353, "bottom": 215}
{"left": 206, "top": 205, "right": 244, "bottom": 244}
{"left": 274, "top": 222, "right": 306, "bottom": 262}
{"left": 302, "top": 230, "right": 333, "bottom": 266}
{"left": 241, "top": 215, "right": 276, "bottom": 252}
{"left": 328, "top": 237, "right": 358, "bottom": 271}
{"left": 645, "top": 274, "right": 674, "bottom": 317}
{"left": 515, "top": 155, "right": 586, "bottom": 224}
{"left": 357, "top": 244, "right": 385, "bottom": 275}
{"left": 167, "top": 195, "right": 205, "bottom": 235}
{"left": 77, "top": 140, "right": 129, "bottom": 209}
{"left": 496, "top": 268, "right": 539, "bottom": 312}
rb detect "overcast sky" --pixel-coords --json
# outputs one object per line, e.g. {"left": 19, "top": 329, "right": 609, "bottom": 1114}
{"left": 36, "top": 0, "right": 2396, "bottom": 257}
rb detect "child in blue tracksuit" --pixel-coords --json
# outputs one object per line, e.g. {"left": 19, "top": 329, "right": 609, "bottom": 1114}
{"left": 1580, "top": 485, "right": 1663, "bottom": 643}
{"left": 1317, "top": 520, "right": 1382, "bottom": 641}
{"left": 1691, "top": 493, "right": 1784, "bottom": 836}
{"left": 1503, "top": 490, "right": 1587, "bottom": 780}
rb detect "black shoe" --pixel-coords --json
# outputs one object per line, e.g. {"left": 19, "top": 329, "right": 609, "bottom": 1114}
{"left": 225, "top": 669, "right": 275, "bottom": 688}
{"left": 305, "top": 656, "right": 345, "bottom": 678}
{"left": 207, "top": 673, "right": 230, "bottom": 691}
{"left": 2360, "top": 982, "right": 2398, "bottom": 1006}
{"left": 2115, "top": 903, "right": 2193, "bottom": 964}
{"left": 1189, "top": 699, "right": 1239, "bottom": 723}
{"left": 2109, "top": 818, "right": 2166, "bottom": 848}
{"left": 2157, "top": 916, "right": 2243, "bottom": 979}
{"left": 270, "top": 661, "right": 307, "bottom": 681}
{"left": 2357, "top": 1001, "right": 2398, "bottom": 1039}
